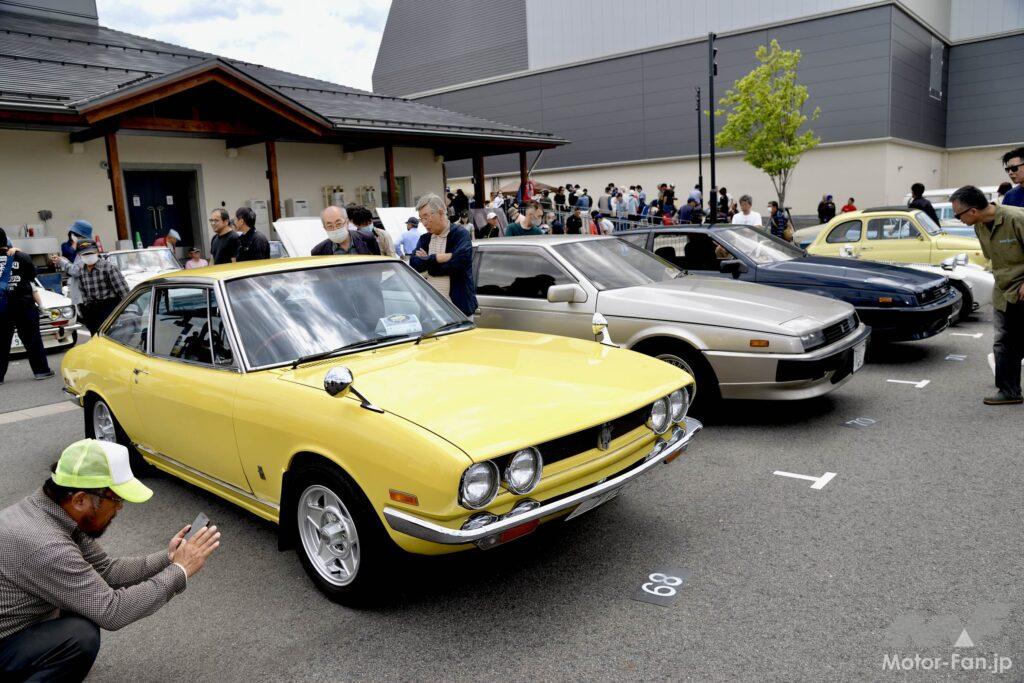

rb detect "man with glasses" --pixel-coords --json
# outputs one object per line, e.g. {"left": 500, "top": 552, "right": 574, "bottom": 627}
{"left": 1000, "top": 147, "right": 1024, "bottom": 208}
{"left": 950, "top": 185, "right": 1024, "bottom": 405}
{"left": 209, "top": 208, "right": 239, "bottom": 265}
{"left": 0, "top": 440, "right": 221, "bottom": 680}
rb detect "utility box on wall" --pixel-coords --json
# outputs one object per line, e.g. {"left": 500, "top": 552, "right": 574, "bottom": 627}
{"left": 245, "top": 199, "right": 270, "bottom": 232}
{"left": 285, "top": 198, "right": 310, "bottom": 217}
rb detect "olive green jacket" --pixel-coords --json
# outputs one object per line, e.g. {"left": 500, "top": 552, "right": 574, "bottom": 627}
{"left": 975, "top": 204, "right": 1024, "bottom": 311}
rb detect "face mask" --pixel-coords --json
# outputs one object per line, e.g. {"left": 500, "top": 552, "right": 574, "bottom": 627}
{"left": 357, "top": 226, "right": 374, "bottom": 236}
{"left": 326, "top": 229, "right": 348, "bottom": 243}
{"left": 81, "top": 254, "right": 99, "bottom": 265}
{"left": 530, "top": 218, "right": 542, "bottom": 227}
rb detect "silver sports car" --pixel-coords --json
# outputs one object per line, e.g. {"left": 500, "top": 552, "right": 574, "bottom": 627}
{"left": 472, "top": 236, "right": 871, "bottom": 406}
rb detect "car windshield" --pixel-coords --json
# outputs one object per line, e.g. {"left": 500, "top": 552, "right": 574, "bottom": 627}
{"left": 913, "top": 210, "right": 942, "bottom": 235}
{"left": 715, "top": 226, "right": 804, "bottom": 265}
{"left": 553, "top": 238, "right": 680, "bottom": 290}
{"left": 225, "top": 262, "right": 465, "bottom": 368}
{"left": 107, "top": 249, "right": 180, "bottom": 274}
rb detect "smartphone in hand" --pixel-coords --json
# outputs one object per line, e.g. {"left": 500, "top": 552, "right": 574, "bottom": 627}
{"left": 183, "top": 512, "right": 209, "bottom": 541}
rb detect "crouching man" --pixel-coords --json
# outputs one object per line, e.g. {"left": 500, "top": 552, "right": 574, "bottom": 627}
{"left": 0, "top": 439, "right": 220, "bottom": 681}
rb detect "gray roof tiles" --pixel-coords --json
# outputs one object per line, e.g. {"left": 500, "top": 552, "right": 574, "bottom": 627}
{"left": 0, "top": 10, "right": 563, "bottom": 143}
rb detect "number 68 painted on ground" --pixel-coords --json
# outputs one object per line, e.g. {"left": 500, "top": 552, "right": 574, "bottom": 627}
{"left": 642, "top": 572, "right": 684, "bottom": 596}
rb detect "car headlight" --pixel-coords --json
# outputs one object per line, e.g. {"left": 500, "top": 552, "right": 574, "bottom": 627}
{"left": 504, "top": 447, "right": 542, "bottom": 494}
{"left": 459, "top": 461, "right": 499, "bottom": 509}
{"left": 800, "top": 329, "right": 826, "bottom": 351}
{"left": 61, "top": 306, "right": 75, "bottom": 319}
{"left": 648, "top": 397, "right": 671, "bottom": 434}
{"left": 47, "top": 308, "right": 61, "bottom": 321}
{"left": 668, "top": 388, "right": 688, "bottom": 423}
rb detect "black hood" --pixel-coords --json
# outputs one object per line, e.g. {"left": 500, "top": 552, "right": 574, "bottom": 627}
{"left": 757, "top": 256, "right": 946, "bottom": 293}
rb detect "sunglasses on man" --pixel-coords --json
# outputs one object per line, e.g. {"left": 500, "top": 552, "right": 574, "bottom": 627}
{"left": 1004, "top": 163, "right": 1023, "bottom": 174}
{"left": 953, "top": 206, "right": 976, "bottom": 220}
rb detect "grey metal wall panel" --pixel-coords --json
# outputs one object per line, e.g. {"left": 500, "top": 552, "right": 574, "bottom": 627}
{"left": 425, "top": 7, "right": 894, "bottom": 176}
{"left": 890, "top": 7, "right": 947, "bottom": 147}
{"left": 372, "top": 0, "right": 529, "bottom": 97}
{"left": 949, "top": 0, "right": 1024, "bottom": 41}
{"left": 947, "top": 32, "right": 1024, "bottom": 147}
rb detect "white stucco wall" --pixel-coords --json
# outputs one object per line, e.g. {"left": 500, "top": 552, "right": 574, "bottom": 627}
{"left": 0, "top": 130, "right": 444, "bottom": 249}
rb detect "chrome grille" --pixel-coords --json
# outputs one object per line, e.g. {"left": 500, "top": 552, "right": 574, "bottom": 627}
{"left": 918, "top": 284, "right": 950, "bottom": 305}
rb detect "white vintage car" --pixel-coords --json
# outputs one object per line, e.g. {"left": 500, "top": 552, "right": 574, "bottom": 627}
{"left": 10, "top": 279, "right": 80, "bottom": 353}
{"left": 103, "top": 247, "right": 182, "bottom": 288}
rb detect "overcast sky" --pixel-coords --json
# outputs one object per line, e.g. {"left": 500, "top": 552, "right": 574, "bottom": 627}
{"left": 95, "top": 0, "right": 392, "bottom": 92}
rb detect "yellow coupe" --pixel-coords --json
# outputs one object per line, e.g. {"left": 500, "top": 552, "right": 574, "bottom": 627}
{"left": 60, "top": 256, "right": 699, "bottom": 604}
{"left": 806, "top": 207, "right": 987, "bottom": 266}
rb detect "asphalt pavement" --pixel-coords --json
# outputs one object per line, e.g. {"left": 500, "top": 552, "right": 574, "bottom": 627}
{"left": 0, "top": 317, "right": 1020, "bottom": 681}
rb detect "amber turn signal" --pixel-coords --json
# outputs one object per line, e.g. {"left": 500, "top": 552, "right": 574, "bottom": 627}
{"left": 878, "top": 296, "right": 893, "bottom": 303}
{"left": 388, "top": 489, "right": 418, "bottom": 506}
{"left": 749, "top": 339, "right": 769, "bottom": 348}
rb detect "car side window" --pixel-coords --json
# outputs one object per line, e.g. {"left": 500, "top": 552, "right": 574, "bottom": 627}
{"left": 618, "top": 233, "right": 647, "bottom": 248}
{"left": 826, "top": 220, "right": 862, "bottom": 243}
{"left": 104, "top": 288, "right": 152, "bottom": 353}
{"left": 652, "top": 234, "right": 689, "bottom": 268}
{"left": 152, "top": 287, "right": 213, "bottom": 365}
{"left": 476, "top": 250, "right": 572, "bottom": 299}
{"left": 866, "top": 217, "right": 918, "bottom": 240}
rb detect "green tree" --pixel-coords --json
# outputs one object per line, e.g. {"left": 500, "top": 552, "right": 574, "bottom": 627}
{"left": 714, "top": 39, "right": 820, "bottom": 211}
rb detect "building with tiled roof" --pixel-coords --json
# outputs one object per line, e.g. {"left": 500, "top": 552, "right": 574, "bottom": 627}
{"left": 0, "top": 0, "right": 565, "bottom": 251}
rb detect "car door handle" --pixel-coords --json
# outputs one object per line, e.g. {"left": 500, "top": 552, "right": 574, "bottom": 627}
{"left": 133, "top": 368, "right": 148, "bottom": 375}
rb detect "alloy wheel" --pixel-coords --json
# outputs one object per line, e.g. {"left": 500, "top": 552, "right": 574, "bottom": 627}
{"left": 656, "top": 353, "right": 697, "bottom": 402}
{"left": 92, "top": 401, "right": 117, "bottom": 442}
{"left": 298, "top": 484, "right": 361, "bottom": 587}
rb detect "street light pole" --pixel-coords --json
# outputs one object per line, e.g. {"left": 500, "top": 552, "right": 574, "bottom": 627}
{"left": 695, "top": 86, "right": 703, "bottom": 199}
{"left": 708, "top": 32, "right": 718, "bottom": 223}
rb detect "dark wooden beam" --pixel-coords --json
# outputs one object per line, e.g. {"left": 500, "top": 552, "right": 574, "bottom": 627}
{"left": 384, "top": 144, "right": 398, "bottom": 207}
{"left": 104, "top": 132, "right": 129, "bottom": 242}
{"left": 69, "top": 121, "right": 117, "bottom": 144}
{"left": 119, "top": 116, "right": 265, "bottom": 136}
{"left": 472, "top": 155, "right": 485, "bottom": 209}
{"left": 225, "top": 136, "right": 265, "bottom": 149}
{"left": 441, "top": 157, "right": 448, "bottom": 196}
{"left": 519, "top": 151, "right": 528, "bottom": 193}
{"left": 265, "top": 140, "right": 281, "bottom": 222}
{"left": 0, "top": 109, "right": 84, "bottom": 127}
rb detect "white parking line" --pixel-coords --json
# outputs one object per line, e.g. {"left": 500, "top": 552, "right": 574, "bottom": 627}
{"left": 887, "top": 379, "right": 930, "bottom": 389}
{"left": 0, "top": 401, "right": 79, "bottom": 426}
{"left": 773, "top": 470, "right": 837, "bottom": 490}
{"left": 950, "top": 332, "right": 983, "bottom": 338}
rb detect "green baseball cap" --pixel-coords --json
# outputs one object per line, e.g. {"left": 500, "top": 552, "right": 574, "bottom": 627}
{"left": 52, "top": 439, "right": 153, "bottom": 503}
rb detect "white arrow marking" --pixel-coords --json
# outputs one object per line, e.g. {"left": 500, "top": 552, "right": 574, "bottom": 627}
{"left": 955, "top": 629, "right": 974, "bottom": 648}
{"left": 950, "top": 332, "right": 983, "bottom": 338}
{"left": 945, "top": 354, "right": 967, "bottom": 361}
{"left": 773, "top": 471, "right": 836, "bottom": 490}
{"left": 887, "top": 379, "right": 930, "bottom": 389}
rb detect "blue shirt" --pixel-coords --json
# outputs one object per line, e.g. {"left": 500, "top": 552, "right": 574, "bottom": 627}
{"left": 397, "top": 229, "right": 421, "bottom": 257}
{"left": 1002, "top": 186, "right": 1024, "bottom": 207}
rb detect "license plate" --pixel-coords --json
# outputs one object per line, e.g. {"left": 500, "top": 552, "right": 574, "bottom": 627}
{"left": 566, "top": 486, "right": 622, "bottom": 521}
{"left": 852, "top": 341, "right": 866, "bottom": 373}
{"left": 11, "top": 332, "right": 21, "bottom": 348}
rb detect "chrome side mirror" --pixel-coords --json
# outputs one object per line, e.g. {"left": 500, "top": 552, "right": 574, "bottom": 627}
{"left": 592, "top": 312, "right": 617, "bottom": 347}
{"left": 324, "top": 367, "right": 353, "bottom": 397}
{"left": 955, "top": 252, "right": 969, "bottom": 267}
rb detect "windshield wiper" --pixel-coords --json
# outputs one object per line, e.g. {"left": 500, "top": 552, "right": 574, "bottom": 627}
{"left": 414, "top": 320, "right": 474, "bottom": 345}
{"left": 290, "top": 334, "right": 411, "bottom": 369}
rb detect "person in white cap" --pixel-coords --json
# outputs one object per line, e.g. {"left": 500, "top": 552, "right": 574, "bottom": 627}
{"left": 0, "top": 439, "right": 220, "bottom": 681}
{"left": 480, "top": 211, "right": 502, "bottom": 239}
{"left": 151, "top": 229, "right": 181, "bottom": 249}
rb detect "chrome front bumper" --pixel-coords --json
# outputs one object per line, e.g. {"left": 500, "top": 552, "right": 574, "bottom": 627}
{"left": 383, "top": 417, "right": 702, "bottom": 545}
{"left": 62, "top": 387, "right": 83, "bottom": 407}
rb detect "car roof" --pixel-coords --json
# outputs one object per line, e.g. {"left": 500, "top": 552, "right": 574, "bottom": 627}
{"left": 859, "top": 206, "right": 919, "bottom": 214}
{"left": 147, "top": 255, "right": 393, "bottom": 282}
{"left": 475, "top": 235, "right": 615, "bottom": 247}
{"left": 105, "top": 247, "right": 174, "bottom": 255}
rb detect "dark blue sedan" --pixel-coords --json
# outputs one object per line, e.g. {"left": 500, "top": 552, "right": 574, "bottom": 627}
{"left": 618, "top": 225, "right": 961, "bottom": 342}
